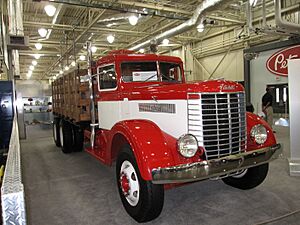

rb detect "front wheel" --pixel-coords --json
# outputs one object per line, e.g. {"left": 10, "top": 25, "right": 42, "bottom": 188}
{"left": 222, "top": 163, "right": 269, "bottom": 190}
{"left": 116, "top": 146, "right": 164, "bottom": 223}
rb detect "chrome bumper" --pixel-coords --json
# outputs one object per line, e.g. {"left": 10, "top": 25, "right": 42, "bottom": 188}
{"left": 152, "top": 144, "right": 282, "bottom": 184}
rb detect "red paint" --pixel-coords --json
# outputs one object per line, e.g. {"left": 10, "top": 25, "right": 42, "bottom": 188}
{"left": 266, "top": 45, "right": 300, "bottom": 77}
{"left": 81, "top": 51, "right": 278, "bottom": 182}
{"left": 246, "top": 112, "right": 276, "bottom": 151}
{"left": 120, "top": 173, "right": 130, "bottom": 195}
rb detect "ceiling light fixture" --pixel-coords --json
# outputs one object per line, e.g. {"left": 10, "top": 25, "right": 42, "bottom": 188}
{"left": 59, "top": 70, "right": 63, "bottom": 74}
{"left": 71, "top": 61, "right": 76, "bottom": 67}
{"left": 128, "top": 14, "right": 139, "bottom": 26}
{"left": 35, "top": 43, "right": 43, "bottom": 50}
{"left": 34, "top": 54, "right": 41, "bottom": 59}
{"left": 44, "top": 4, "right": 56, "bottom": 17}
{"left": 79, "top": 55, "right": 86, "bottom": 61}
{"left": 250, "top": 0, "right": 258, "bottom": 7}
{"left": 197, "top": 23, "right": 205, "bottom": 32}
{"left": 38, "top": 28, "right": 48, "bottom": 37}
{"left": 107, "top": 34, "right": 115, "bottom": 44}
{"left": 91, "top": 46, "right": 97, "bottom": 53}
{"left": 162, "top": 39, "right": 169, "bottom": 45}
{"left": 32, "top": 60, "right": 37, "bottom": 66}
{"left": 139, "top": 48, "right": 145, "bottom": 53}
{"left": 29, "top": 65, "right": 34, "bottom": 71}
{"left": 65, "top": 65, "right": 69, "bottom": 71}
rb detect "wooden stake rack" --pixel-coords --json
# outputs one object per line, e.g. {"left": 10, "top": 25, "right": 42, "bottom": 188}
{"left": 52, "top": 69, "right": 91, "bottom": 122}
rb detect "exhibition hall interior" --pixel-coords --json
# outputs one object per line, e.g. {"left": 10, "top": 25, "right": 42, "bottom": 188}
{"left": 0, "top": 0, "right": 300, "bottom": 224}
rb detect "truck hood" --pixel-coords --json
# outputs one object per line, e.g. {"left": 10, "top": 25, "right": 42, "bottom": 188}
{"left": 129, "top": 80, "right": 244, "bottom": 100}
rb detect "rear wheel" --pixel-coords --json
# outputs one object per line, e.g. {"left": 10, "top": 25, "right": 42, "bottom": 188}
{"left": 59, "top": 119, "right": 73, "bottom": 154}
{"left": 116, "top": 146, "right": 164, "bottom": 223}
{"left": 53, "top": 117, "right": 61, "bottom": 147}
{"left": 222, "top": 163, "right": 269, "bottom": 190}
{"left": 72, "top": 125, "right": 84, "bottom": 152}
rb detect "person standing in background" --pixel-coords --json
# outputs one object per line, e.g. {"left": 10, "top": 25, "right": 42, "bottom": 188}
{"left": 262, "top": 87, "right": 273, "bottom": 128}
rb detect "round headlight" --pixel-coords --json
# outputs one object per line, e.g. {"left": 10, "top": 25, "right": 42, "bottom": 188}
{"left": 177, "top": 134, "right": 198, "bottom": 158}
{"left": 250, "top": 124, "right": 268, "bottom": 144}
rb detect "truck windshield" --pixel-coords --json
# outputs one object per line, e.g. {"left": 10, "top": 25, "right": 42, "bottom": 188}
{"left": 121, "top": 62, "right": 182, "bottom": 83}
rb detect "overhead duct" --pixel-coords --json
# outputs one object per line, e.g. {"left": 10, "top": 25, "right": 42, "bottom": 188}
{"left": 129, "top": 0, "right": 232, "bottom": 51}
{"left": 275, "top": 0, "right": 300, "bottom": 32}
{"left": 8, "top": 0, "right": 24, "bottom": 35}
{"left": 8, "top": 0, "right": 24, "bottom": 79}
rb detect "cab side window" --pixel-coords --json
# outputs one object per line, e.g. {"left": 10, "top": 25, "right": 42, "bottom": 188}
{"left": 98, "top": 65, "right": 117, "bottom": 90}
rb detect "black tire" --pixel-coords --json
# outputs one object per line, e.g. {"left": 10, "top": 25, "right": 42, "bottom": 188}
{"left": 72, "top": 125, "right": 84, "bottom": 152}
{"left": 53, "top": 117, "right": 61, "bottom": 147}
{"left": 116, "top": 146, "right": 164, "bottom": 223}
{"left": 59, "top": 119, "right": 73, "bottom": 154}
{"left": 222, "top": 163, "right": 269, "bottom": 190}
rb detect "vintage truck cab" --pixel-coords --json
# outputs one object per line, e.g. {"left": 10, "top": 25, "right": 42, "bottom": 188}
{"left": 52, "top": 50, "right": 282, "bottom": 223}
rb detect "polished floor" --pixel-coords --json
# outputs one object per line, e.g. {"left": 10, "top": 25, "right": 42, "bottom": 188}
{"left": 21, "top": 124, "right": 300, "bottom": 225}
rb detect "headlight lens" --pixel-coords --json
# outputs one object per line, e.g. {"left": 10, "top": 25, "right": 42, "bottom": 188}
{"left": 250, "top": 124, "right": 268, "bottom": 144}
{"left": 177, "top": 134, "right": 198, "bottom": 158}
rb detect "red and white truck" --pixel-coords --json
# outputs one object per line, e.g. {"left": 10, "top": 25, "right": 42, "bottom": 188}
{"left": 52, "top": 48, "right": 282, "bottom": 223}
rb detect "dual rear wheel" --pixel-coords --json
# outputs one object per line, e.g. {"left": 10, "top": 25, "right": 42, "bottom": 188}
{"left": 53, "top": 117, "right": 84, "bottom": 153}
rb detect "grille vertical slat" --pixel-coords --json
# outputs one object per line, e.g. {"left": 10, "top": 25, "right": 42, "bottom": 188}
{"left": 188, "top": 92, "right": 247, "bottom": 160}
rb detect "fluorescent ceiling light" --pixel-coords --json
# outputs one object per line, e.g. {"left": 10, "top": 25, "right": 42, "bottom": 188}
{"left": 107, "top": 34, "right": 115, "bottom": 44}
{"left": 35, "top": 43, "right": 43, "bottom": 50}
{"left": 162, "top": 39, "right": 169, "bottom": 45}
{"left": 44, "top": 4, "right": 56, "bottom": 17}
{"left": 29, "top": 65, "right": 34, "bottom": 71}
{"left": 79, "top": 55, "right": 86, "bottom": 61}
{"left": 38, "top": 28, "right": 48, "bottom": 37}
{"left": 128, "top": 15, "right": 139, "bottom": 26}
{"left": 91, "top": 46, "right": 97, "bottom": 53}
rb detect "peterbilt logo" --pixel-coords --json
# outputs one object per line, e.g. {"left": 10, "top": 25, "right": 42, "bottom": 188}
{"left": 266, "top": 45, "right": 300, "bottom": 77}
{"left": 222, "top": 85, "right": 236, "bottom": 90}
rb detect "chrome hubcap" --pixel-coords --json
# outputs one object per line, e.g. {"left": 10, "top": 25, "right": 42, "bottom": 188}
{"left": 120, "top": 160, "right": 140, "bottom": 206}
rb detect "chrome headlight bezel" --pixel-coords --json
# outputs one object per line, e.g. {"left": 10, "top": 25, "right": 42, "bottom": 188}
{"left": 250, "top": 124, "right": 268, "bottom": 144}
{"left": 177, "top": 134, "right": 198, "bottom": 158}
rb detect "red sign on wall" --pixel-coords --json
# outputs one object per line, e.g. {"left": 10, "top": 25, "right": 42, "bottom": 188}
{"left": 266, "top": 45, "right": 300, "bottom": 77}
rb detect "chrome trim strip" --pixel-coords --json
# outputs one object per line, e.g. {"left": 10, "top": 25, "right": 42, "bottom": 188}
{"left": 152, "top": 144, "right": 282, "bottom": 184}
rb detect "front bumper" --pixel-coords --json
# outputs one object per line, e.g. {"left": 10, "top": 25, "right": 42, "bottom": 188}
{"left": 152, "top": 144, "right": 282, "bottom": 184}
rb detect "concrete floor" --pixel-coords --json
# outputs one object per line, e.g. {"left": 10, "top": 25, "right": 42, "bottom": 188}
{"left": 21, "top": 124, "right": 300, "bottom": 225}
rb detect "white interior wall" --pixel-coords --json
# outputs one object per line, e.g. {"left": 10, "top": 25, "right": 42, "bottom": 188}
{"left": 16, "top": 80, "right": 51, "bottom": 97}
{"left": 166, "top": 46, "right": 244, "bottom": 82}
{"left": 250, "top": 49, "right": 288, "bottom": 114}
{"left": 197, "top": 49, "right": 244, "bottom": 81}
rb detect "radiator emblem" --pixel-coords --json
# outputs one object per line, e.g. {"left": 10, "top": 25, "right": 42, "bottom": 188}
{"left": 222, "top": 85, "right": 236, "bottom": 91}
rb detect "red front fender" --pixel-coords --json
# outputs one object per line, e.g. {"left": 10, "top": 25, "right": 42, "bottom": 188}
{"left": 110, "top": 120, "right": 177, "bottom": 181}
{"left": 246, "top": 112, "right": 277, "bottom": 150}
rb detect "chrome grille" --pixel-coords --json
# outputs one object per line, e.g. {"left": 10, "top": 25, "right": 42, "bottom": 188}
{"left": 188, "top": 92, "right": 247, "bottom": 160}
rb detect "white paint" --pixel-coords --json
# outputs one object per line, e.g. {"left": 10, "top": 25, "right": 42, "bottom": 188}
{"left": 132, "top": 71, "right": 157, "bottom": 81}
{"left": 250, "top": 49, "right": 288, "bottom": 114}
{"left": 98, "top": 100, "right": 188, "bottom": 138}
{"left": 288, "top": 58, "right": 300, "bottom": 176}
